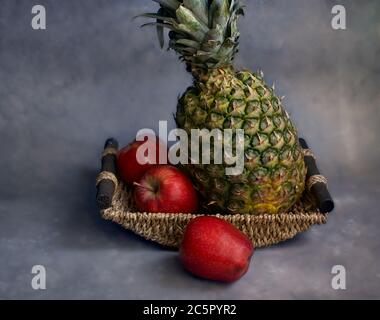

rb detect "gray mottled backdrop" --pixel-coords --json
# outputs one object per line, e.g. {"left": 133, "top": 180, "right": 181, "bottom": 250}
{"left": 0, "top": 0, "right": 379, "bottom": 299}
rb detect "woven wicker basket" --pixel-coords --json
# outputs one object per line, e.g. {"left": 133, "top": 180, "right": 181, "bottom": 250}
{"left": 96, "top": 138, "right": 331, "bottom": 248}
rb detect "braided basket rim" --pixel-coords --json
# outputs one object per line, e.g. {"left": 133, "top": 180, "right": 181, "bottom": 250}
{"left": 99, "top": 178, "right": 328, "bottom": 248}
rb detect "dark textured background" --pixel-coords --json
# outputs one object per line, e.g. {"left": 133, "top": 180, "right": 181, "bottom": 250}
{"left": 0, "top": 0, "right": 379, "bottom": 299}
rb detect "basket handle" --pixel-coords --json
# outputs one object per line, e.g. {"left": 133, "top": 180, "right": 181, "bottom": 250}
{"left": 96, "top": 138, "right": 119, "bottom": 210}
{"left": 299, "top": 138, "right": 334, "bottom": 213}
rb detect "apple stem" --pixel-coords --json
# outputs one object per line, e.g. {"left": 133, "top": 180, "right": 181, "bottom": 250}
{"left": 133, "top": 182, "right": 155, "bottom": 193}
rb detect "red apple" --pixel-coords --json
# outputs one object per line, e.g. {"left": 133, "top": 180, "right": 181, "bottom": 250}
{"left": 180, "top": 216, "right": 254, "bottom": 282}
{"left": 117, "top": 136, "right": 166, "bottom": 184}
{"left": 134, "top": 165, "right": 198, "bottom": 214}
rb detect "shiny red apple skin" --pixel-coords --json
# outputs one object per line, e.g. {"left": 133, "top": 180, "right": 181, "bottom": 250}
{"left": 180, "top": 216, "right": 254, "bottom": 283}
{"left": 134, "top": 165, "right": 198, "bottom": 214}
{"left": 116, "top": 137, "right": 164, "bottom": 184}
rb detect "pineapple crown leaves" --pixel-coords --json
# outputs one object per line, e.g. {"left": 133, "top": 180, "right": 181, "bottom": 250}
{"left": 137, "top": 0, "right": 244, "bottom": 71}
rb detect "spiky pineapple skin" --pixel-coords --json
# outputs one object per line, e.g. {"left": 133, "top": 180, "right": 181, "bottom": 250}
{"left": 176, "top": 67, "right": 306, "bottom": 215}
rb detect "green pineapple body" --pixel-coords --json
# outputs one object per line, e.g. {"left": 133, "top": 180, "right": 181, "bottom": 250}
{"left": 177, "top": 67, "right": 306, "bottom": 214}
{"left": 140, "top": 0, "right": 306, "bottom": 214}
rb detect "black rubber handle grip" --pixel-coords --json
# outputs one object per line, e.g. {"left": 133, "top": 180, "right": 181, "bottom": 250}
{"left": 299, "top": 138, "right": 334, "bottom": 213}
{"left": 96, "top": 138, "right": 119, "bottom": 210}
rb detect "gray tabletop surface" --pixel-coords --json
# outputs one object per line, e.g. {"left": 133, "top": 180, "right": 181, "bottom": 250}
{"left": 0, "top": 0, "right": 379, "bottom": 299}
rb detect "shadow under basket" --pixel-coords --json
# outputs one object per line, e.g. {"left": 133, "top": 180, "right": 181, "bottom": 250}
{"left": 96, "top": 138, "right": 334, "bottom": 248}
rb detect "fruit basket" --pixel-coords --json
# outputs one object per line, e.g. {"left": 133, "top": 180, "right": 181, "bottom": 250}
{"left": 96, "top": 138, "right": 334, "bottom": 248}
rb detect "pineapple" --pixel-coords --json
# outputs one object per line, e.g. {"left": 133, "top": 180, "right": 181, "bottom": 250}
{"left": 140, "top": 0, "right": 306, "bottom": 214}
